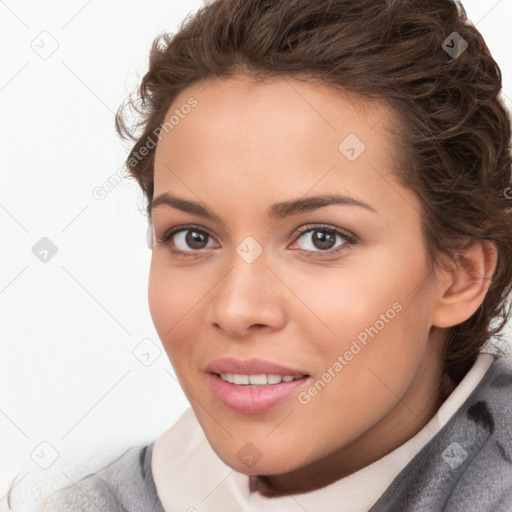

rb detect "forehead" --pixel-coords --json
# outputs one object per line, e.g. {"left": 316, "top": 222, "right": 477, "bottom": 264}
{"left": 164, "top": 74, "right": 393, "bottom": 143}
{"left": 155, "top": 75, "right": 397, "bottom": 171}
{"left": 152, "top": 74, "right": 416, "bottom": 224}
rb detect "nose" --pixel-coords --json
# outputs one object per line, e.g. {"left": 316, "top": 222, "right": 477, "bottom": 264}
{"left": 209, "top": 251, "right": 287, "bottom": 339}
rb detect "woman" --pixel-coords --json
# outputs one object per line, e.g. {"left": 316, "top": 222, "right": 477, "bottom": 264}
{"left": 34, "top": 0, "right": 512, "bottom": 510}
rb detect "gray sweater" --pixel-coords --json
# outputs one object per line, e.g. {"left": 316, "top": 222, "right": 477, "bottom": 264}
{"left": 34, "top": 356, "right": 512, "bottom": 512}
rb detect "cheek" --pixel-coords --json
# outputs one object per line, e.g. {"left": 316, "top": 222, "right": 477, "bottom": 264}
{"left": 148, "top": 256, "right": 203, "bottom": 326}
{"left": 148, "top": 263, "right": 171, "bottom": 335}
{"left": 147, "top": 260, "right": 196, "bottom": 357}
{"left": 301, "top": 256, "right": 432, "bottom": 387}
{"left": 290, "top": 264, "right": 405, "bottom": 347}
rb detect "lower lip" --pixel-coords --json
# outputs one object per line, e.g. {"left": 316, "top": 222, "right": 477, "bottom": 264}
{"left": 208, "top": 373, "right": 310, "bottom": 414}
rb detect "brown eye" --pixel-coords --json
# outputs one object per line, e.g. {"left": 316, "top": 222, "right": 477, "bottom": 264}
{"left": 309, "top": 230, "right": 337, "bottom": 250}
{"left": 170, "top": 229, "right": 214, "bottom": 251}
{"left": 183, "top": 230, "right": 209, "bottom": 249}
{"left": 156, "top": 225, "right": 217, "bottom": 257}
{"left": 291, "top": 224, "right": 355, "bottom": 256}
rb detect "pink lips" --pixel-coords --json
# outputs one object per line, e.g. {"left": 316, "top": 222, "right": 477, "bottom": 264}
{"left": 205, "top": 357, "right": 310, "bottom": 414}
{"left": 204, "top": 356, "right": 309, "bottom": 377}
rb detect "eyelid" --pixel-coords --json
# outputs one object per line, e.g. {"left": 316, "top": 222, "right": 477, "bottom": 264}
{"left": 157, "top": 223, "right": 203, "bottom": 236}
{"left": 291, "top": 223, "right": 357, "bottom": 244}
{"left": 155, "top": 223, "right": 218, "bottom": 247}
{"left": 287, "top": 223, "right": 356, "bottom": 257}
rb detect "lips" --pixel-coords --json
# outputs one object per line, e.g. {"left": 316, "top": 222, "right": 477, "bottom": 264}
{"left": 204, "top": 356, "right": 310, "bottom": 378}
{"left": 208, "top": 372, "right": 310, "bottom": 414}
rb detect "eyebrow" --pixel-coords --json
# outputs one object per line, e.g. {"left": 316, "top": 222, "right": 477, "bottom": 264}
{"left": 150, "top": 192, "right": 377, "bottom": 220}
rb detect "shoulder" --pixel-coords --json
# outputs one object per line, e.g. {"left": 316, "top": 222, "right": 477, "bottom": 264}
{"left": 371, "top": 355, "right": 512, "bottom": 512}
{"left": 439, "top": 355, "right": 512, "bottom": 510}
{"left": 467, "top": 355, "right": 512, "bottom": 475}
{"left": 33, "top": 443, "right": 165, "bottom": 512}
{"left": 475, "top": 355, "right": 512, "bottom": 445}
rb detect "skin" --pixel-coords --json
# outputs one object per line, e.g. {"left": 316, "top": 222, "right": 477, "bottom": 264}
{"left": 148, "top": 74, "right": 497, "bottom": 495}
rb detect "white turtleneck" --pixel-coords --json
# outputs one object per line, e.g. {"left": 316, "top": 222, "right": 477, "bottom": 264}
{"left": 151, "top": 351, "right": 496, "bottom": 512}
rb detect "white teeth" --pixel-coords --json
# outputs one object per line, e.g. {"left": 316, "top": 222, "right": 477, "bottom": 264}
{"left": 233, "top": 374, "right": 249, "bottom": 385}
{"left": 249, "top": 374, "right": 267, "bottom": 385}
{"left": 219, "top": 373, "right": 304, "bottom": 385}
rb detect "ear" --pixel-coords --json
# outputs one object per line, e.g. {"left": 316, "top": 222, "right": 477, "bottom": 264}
{"left": 431, "top": 240, "right": 498, "bottom": 328}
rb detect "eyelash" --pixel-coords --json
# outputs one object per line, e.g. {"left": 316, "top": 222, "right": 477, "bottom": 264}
{"left": 155, "top": 223, "right": 357, "bottom": 259}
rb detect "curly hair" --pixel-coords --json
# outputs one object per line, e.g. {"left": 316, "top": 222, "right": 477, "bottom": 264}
{"left": 115, "top": 0, "right": 512, "bottom": 398}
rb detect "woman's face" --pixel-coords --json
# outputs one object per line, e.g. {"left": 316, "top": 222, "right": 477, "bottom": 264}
{"left": 148, "top": 75, "right": 447, "bottom": 486}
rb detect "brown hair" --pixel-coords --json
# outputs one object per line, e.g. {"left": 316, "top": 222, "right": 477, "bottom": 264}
{"left": 116, "top": 0, "right": 512, "bottom": 395}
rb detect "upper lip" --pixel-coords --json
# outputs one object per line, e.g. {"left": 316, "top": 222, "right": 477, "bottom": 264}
{"left": 205, "top": 357, "right": 309, "bottom": 377}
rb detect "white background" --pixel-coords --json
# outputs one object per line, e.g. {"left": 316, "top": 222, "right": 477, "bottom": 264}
{"left": 0, "top": 0, "right": 511, "bottom": 509}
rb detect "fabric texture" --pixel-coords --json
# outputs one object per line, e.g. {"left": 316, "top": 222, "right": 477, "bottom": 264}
{"left": 32, "top": 353, "right": 512, "bottom": 512}
{"left": 32, "top": 443, "right": 165, "bottom": 512}
{"left": 368, "top": 354, "right": 512, "bottom": 512}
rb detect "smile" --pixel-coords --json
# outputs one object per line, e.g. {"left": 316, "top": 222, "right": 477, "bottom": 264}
{"left": 208, "top": 372, "right": 310, "bottom": 414}
{"left": 218, "top": 373, "right": 307, "bottom": 385}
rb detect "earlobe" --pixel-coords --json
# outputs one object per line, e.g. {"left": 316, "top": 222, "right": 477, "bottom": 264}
{"left": 431, "top": 240, "right": 498, "bottom": 328}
